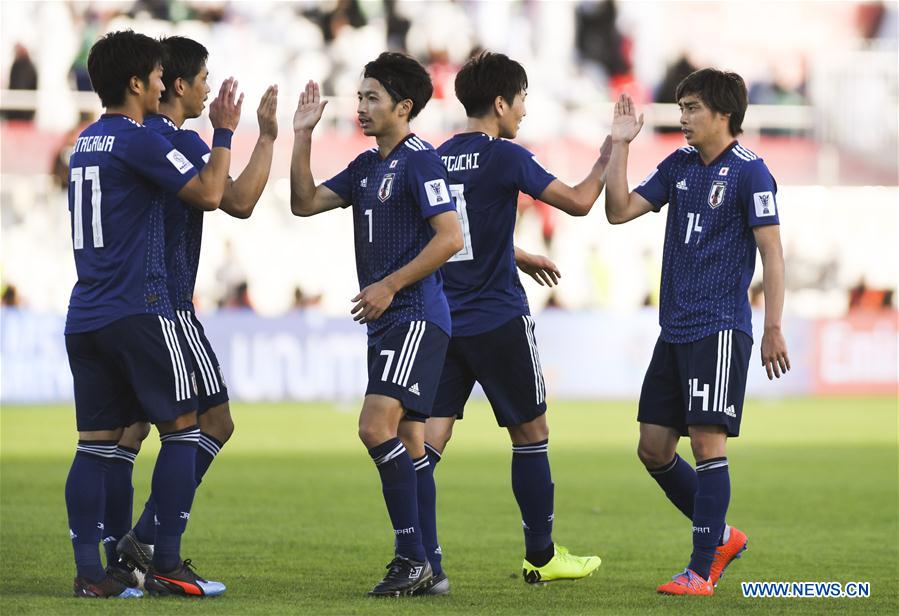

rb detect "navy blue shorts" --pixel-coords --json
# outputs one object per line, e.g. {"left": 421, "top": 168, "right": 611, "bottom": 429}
{"left": 175, "top": 310, "right": 229, "bottom": 414}
{"left": 432, "top": 316, "right": 547, "bottom": 428}
{"left": 366, "top": 320, "right": 449, "bottom": 421}
{"left": 638, "top": 330, "right": 751, "bottom": 437}
{"left": 65, "top": 314, "right": 197, "bottom": 431}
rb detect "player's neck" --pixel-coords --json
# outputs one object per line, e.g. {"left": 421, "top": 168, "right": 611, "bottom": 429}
{"left": 157, "top": 103, "right": 185, "bottom": 127}
{"left": 695, "top": 134, "right": 735, "bottom": 165}
{"left": 465, "top": 116, "right": 500, "bottom": 138}
{"left": 375, "top": 123, "right": 411, "bottom": 158}
{"left": 105, "top": 99, "right": 146, "bottom": 125}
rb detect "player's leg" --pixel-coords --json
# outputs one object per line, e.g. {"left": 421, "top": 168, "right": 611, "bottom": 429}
{"left": 106, "top": 314, "right": 223, "bottom": 597}
{"left": 362, "top": 321, "right": 448, "bottom": 596}
{"left": 104, "top": 420, "right": 150, "bottom": 583}
{"left": 64, "top": 331, "right": 142, "bottom": 598}
{"left": 637, "top": 337, "right": 698, "bottom": 519}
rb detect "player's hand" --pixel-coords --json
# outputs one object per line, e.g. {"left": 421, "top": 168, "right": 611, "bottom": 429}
{"left": 257, "top": 84, "right": 278, "bottom": 141}
{"left": 594, "top": 134, "right": 613, "bottom": 176}
{"left": 516, "top": 250, "right": 561, "bottom": 287}
{"left": 293, "top": 80, "right": 328, "bottom": 133}
{"left": 350, "top": 280, "right": 396, "bottom": 324}
{"left": 611, "top": 93, "right": 644, "bottom": 144}
{"left": 208, "top": 77, "right": 244, "bottom": 132}
{"left": 760, "top": 326, "right": 790, "bottom": 380}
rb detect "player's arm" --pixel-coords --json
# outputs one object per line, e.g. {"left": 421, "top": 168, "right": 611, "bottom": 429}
{"left": 220, "top": 85, "right": 278, "bottom": 219}
{"left": 754, "top": 224, "right": 790, "bottom": 380}
{"left": 515, "top": 246, "right": 561, "bottom": 287}
{"left": 177, "top": 78, "right": 243, "bottom": 211}
{"left": 351, "top": 211, "right": 463, "bottom": 324}
{"left": 605, "top": 93, "right": 656, "bottom": 224}
{"left": 290, "top": 80, "right": 346, "bottom": 217}
{"left": 537, "top": 136, "right": 612, "bottom": 217}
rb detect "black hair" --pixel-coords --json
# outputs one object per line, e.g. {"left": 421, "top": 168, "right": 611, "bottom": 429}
{"left": 158, "top": 36, "right": 209, "bottom": 103}
{"left": 87, "top": 30, "right": 163, "bottom": 107}
{"left": 363, "top": 52, "right": 433, "bottom": 119}
{"left": 454, "top": 51, "right": 528, "bottom": 118}
{"left": 675, "top": 68, "right": 748, "bottom": 136}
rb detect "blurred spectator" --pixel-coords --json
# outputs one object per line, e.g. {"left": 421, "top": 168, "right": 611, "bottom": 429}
{"left": 384, "top": 0, "right": 411, "bottom": 51}
{"left": 50, "top": 114, "right": 93, "bottom": 190}
{"left": 69, "top": 10, "right": 100, "bottom": 91}
{"left": 222, "top": 281, "right": 254, "bottom": 311}
{"left": 291, "top": 286, "right": 322, "bottom": 310}
{"left": 575, "top": 0, "right": 632, "bottom": 87}
{"left": 304, "top": 0, "right": 367, "bottom": 44}
{"left": 848, "top": 277, "right": 892, "bottom": 311}
{"left": 653, "top": 54, "right": 699, "bottom": 133}
{"left": 2, "top": 284, "right": 20, "bottom": 307}
{"left": 856, "top": 1, "right": 898, "bottom": 41}
{"left": 3, "top": 43, "right": 38, "bottom": 121}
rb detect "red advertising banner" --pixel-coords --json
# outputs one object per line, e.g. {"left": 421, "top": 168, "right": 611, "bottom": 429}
{"left": 813, "top": 311, "right": 899, "bottom": 395}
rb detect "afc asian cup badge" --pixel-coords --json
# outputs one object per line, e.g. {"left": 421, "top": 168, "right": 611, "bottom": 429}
{"left": 708, "top": 181, "right": 727, "bottom": 209}
{"left": 378, "top": 173, "right": 395, "bottom": 203}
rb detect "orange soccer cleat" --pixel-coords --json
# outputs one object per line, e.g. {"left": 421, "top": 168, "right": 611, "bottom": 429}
{"left": 656, "top": 569, "right": 714, "bottom": 596}
{"left": 709, "top": 526, "right": 748, "bottom": 586}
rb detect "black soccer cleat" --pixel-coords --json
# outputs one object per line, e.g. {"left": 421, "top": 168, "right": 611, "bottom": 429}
{"left": 116, "top": 530, "right": 153, "bottom": 573}
{"left": 144, "top": 559, "right": 226, "bottom": 597}
{"left": 367, "top": 556, "right": 433, "bottom": 597}
{"left": 105, "top": 562, "right": 140, "bottom": 589}
{"left": 73, "top": 575, "right": 143, "bottom": 598}
{"left": 412, "top": 570, "right": 450, "bottom": 596}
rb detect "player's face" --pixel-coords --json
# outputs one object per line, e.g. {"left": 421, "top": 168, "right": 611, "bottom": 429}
{"left": 678, "top": 94, "right": 729, "bottom": 147}
{"left": 357, "top": 77, "right": 406, "bottom": 137}
{"left": 498, "top": 90, "right": 527, "bottom": 139}
{"left": 183, "top": 65, "right": 210, "bottom": 119}
{"left": 143, "top": 64, "right": 165, "bottom": 114}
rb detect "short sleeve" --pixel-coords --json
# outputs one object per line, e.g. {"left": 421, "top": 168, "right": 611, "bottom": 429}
{"left": 323, "top": 164, "right": 354, "bottom": 207}
{"left": 169, "top": 130, "right": 211, "bottom": 170}
{"left": 634, "top": 151, "right": 678, "bottom": 211}
{"left": 126, "top": 128, "right": 198, "bottom": 193}
{"left": 503, "top": 142, "right": 556, "bottom": 199}
{"left": 406, "top": 150, "right": 457, "bottom": 219}
{"left": 739, "top": 159, "right": 780, "bottom": 227}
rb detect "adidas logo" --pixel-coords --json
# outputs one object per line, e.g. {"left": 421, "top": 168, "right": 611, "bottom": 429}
{"left": 360, "top": 178, "right": 367, "bottom": 187}
{"left": 408, "top": 382, "right": 420, "bottom": 395}
{"left": 724, "top": 405, "right": 736, "bottom": 418}
{"left": 676, "top": 179, "right": 688, "bottom": 191}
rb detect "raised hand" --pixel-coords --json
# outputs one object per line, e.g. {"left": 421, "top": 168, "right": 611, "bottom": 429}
{"left": 293, "top": 80, "right": 328, "bottom": 133}
{"left": 611, "top": 93, "right": 644, "bottom": 144}
{"left": 208, "top": 77, "right": 244, "bottom": 132}
{"left": 257, "top": 85, "right": 278, "bottom": 140}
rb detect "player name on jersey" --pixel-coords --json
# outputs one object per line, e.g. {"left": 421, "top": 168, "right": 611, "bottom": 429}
{"left": 72, "top": 135, "right": 116, "bottom": 154}
{"left": 441, "top": 153, "right": 480, "bottom": 172}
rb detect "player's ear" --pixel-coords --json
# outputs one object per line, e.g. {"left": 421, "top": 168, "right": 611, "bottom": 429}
{"left": 494, "top": 95, "right": 506, "bottom": 117}
{"left": 128, "top": 75, "right": 144, "bottom": 97}
{"left": 174, "top": 76, "right": 186, "bottom": 97}
{"left": 397, "top": 98, "right": 413, "bottom": 119}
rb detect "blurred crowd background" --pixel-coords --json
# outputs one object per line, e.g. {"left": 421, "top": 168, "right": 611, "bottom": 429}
{"left": 1, "top": 0, "right": 896, "bottom": 319}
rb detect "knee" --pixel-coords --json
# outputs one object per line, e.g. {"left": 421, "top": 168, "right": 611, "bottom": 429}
{"left": 118, "top": 422, "right": 151, "bottom": 451}
{"left": 637, "top": 441, "right": 672, "bottom": 470}
{"left": 200, "top": 405, "right": 235, "bottom": 444}
{"left": 358, "top": 416, "right": 391, "bottom": 449}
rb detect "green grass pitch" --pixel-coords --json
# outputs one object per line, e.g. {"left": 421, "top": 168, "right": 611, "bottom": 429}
{"left": 1, "top": 397, "right": 896, "bottom": 614}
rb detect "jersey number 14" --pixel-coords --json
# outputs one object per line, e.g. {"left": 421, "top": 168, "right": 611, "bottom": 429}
{"left": 70, "top": 166, "right": 104, "bottom": 250}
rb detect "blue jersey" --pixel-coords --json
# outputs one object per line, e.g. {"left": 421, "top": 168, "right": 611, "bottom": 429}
{"left": 65, "top": 114, "right": 199, "bottom": 334}
{"left": 324, "top": 134, "right": 456, "bottom": 344}
{"left": 635, "top": 142, "right": 780, "bottom": 343}
{"left": 437, "top": 133, "right": 556, "bottom": 337}
{"left": 145, "top": 114, "right": 210, "bottom": 312}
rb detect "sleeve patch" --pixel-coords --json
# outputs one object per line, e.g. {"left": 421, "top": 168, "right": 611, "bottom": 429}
{"left": 638, "top": 168, "right": 658, "bottom": 187}
{"left": 424, "top": 179, "right": 450, "bottom": 206}
{"left": 753, "top": 191, "right": 777, "bottom": 217}
{"left": 166, "top": 149, "right": 194, "bottom": 175}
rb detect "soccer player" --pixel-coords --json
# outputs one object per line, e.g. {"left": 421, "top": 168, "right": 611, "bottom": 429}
{"left": 64, "top": 30, "right": 238, "bottom": 598}
{"left": 102, "top": 36, "right": 278, "bottom": 592}
{"left": 417, "top": 52, "right": 607, "bottom": 591}
{"left": 289, "top": 53, "right": 462, "bottom": 597}
{"left": 604, "top": 70, "right": 790, "bottom": 596}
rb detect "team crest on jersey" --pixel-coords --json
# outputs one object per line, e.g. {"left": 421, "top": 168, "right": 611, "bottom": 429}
{"left": 708, "top": 181, "right": 727, "bottom": 208}
{"left": 378, "top": 173, "right": 395, "bottom": 203}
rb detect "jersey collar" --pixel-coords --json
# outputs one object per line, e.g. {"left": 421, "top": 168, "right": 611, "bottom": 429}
{"left": 100, "top": 112, "right": 141, "bottom": 125}
{"left": 700, "top": 140, "right": 738, "bottom": 167}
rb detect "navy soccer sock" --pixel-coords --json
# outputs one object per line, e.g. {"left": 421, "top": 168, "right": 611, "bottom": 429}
{"left": 196, "top": 432, "right": 224, "bottom": 486}
{"left": 66, "top": 441, "right": 115, "bottom": 582}
{"left": 103, "top": 446, "right": 137, "bottom": 567}
{"left": 416, "top": 443, "right": 443, "bottom": 575}
{"left": 369, "top": 438, "right": 426, "bottom": 562}
{"left": 132, "top": 498, "right": 156, "bottom": 545}
{"left": 688, "top": 457, "right": 730, "bottom": 580}
{"left": 511, "top": 440, "right": 555, "bottom": 565}
{"left": 648, "top": 454, "right": 697, "bottom": 520}
{"left": 150, "top": 426, "right": 200, "bottom": 573}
